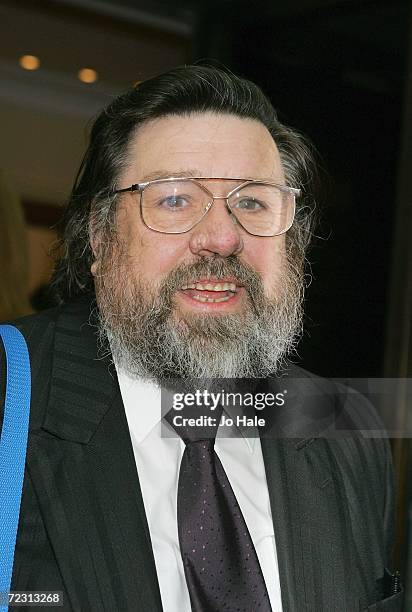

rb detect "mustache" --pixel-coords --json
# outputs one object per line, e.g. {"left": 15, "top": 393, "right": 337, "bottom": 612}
{"left": 158, "top": 255, "right": 266, "bottom": 313}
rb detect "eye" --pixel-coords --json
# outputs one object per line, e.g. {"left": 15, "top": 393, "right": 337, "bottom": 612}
{"left": 158, "top": 195, "right": 190, "bottom": 210}
{"left": 234, "top": 197, "right": 266, "bottom": 211}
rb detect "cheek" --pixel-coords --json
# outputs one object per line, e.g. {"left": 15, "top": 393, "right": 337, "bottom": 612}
{"left": 116, "top": 204, "right": 140, "bottom": 250}
{"left": 127, "top": 229, "right": 189, "bottom": 280}
{"left": 242, "top": 236, "right": 286, "bottom": 283}
{"left": 116, "top": 202, "right": 184, "bottom": 274}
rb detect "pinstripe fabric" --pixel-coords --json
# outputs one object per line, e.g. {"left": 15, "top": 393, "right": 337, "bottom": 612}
{"left": 0, "top": 297, "right": 403, "bottom": 611}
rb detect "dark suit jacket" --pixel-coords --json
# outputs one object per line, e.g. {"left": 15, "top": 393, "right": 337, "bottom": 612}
{"left": 0, "top": 297, "right": 404, "bottom": 611}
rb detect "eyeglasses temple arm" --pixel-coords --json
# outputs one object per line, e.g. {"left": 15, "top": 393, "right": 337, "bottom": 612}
{"left": 114, "top": 184, "right": 142, "bottom": 194}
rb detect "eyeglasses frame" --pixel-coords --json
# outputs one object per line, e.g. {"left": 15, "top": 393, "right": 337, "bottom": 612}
{"left": 113, "top": 176, "right": 300, "bottom": 237}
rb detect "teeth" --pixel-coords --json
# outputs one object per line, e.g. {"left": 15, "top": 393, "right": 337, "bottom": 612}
{"left": 192, "top": 294, "right": 232, "bottom": 303}
{"left": 181, "top": 281, "right": 237, "bottom": 292}
{"left": 223, "top": 283, "right": 236, "bottom": 291}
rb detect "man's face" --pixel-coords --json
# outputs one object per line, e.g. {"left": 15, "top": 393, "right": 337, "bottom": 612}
{"left": 94, "top": 112, "right": 303, "bottom": 379}
{"left": 117, "top": 112, "right": 285, "bottom": 311}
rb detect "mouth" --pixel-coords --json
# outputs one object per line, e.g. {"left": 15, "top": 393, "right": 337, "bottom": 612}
{"left": 177, "top": 278, "right": 243, "bottom": 307}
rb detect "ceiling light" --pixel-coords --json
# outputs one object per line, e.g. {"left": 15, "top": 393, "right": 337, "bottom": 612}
{"left": 78, "top": 68, "right": 98, "bottom": 84}
{"left": 19, "top": 55, "right": 40, "bottom": 70}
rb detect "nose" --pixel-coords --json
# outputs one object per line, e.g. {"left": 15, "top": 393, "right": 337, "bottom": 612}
{"left": 188, "top": 198, "right": 244, "bottom": 258}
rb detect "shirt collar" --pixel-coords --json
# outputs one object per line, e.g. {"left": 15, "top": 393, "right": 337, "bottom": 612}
{"left": 116, "top": 367, "right": 162, "bottom": 444}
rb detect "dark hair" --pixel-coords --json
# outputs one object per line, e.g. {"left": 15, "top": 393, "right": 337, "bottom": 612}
{"left": 51, "top": 64, "right": 317, "bottom": 302}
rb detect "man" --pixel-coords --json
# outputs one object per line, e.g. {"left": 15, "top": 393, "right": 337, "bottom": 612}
{"left": 0, "top": 65, "right": 403, "bottom": 610}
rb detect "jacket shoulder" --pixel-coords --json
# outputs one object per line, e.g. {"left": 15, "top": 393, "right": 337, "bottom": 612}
{"left": 0, "top": 297, "right": 95, "bottom": 431}
{"left": 0, "top": 307, "right": 60, "bottom": 430}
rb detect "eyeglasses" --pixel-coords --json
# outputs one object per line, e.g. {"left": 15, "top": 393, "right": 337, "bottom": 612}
{"left": 114, "top": 177, "right": 300, "bottom": 237}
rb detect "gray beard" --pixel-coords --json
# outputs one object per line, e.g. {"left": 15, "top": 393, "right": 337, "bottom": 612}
{"left": 95, "top": 255, "right": 304, "bottom": 381}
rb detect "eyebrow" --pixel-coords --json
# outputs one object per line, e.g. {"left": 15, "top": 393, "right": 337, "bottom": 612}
{"left": 140, "top": 169, "right": 203, "bottom": 181}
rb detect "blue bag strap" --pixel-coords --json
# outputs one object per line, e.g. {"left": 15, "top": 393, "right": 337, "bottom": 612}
{"left": 0, "top": 325, "right": 31, "bottom": 612}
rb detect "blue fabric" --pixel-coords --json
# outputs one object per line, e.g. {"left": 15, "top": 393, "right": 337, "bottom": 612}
{"left": 0, "top": 325, "right": 31, "bottom": 612}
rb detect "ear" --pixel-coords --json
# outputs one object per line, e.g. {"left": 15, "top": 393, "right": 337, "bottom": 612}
{"left": 90, "top": 260, "right": 98, "bottom": 276}
{"left": 89, "top": 210, "right": 101, "bottom": 276}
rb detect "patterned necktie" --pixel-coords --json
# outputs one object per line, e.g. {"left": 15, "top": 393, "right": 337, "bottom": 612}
{"left": 165, "top": 406, "right": 272, "bottom": 612}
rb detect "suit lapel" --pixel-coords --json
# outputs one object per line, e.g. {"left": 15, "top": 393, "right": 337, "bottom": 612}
{"left": 27, "top": 298, "right": 162, "bottom": 611}
{"left": 261, "top": 436, "right": 363, "bottom": 611}
{"left": 260, "top": 373, "right": 363, "bottom": 611}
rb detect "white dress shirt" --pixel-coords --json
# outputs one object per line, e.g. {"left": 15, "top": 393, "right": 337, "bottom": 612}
{"left": 116, "top": 368, "right": 283, "bottom": 612}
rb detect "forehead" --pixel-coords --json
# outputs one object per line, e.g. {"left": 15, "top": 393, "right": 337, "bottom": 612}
{"left": 123, "top": 112, "right": 284, "bottom": 183}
